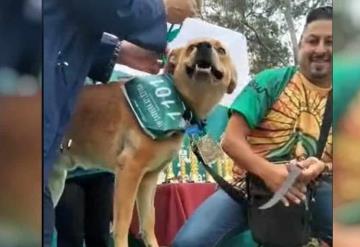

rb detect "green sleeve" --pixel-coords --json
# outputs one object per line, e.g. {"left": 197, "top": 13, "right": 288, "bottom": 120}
{"left": 333, "top": 57, "right": 360, "bottom": 129}
{"left": 229, "top": 66, "right": 296, "bottom": 128}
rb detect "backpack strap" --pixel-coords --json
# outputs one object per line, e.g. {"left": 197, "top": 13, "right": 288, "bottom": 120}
{"left": 316, "top": 90, "right": 332, "bottom": 159}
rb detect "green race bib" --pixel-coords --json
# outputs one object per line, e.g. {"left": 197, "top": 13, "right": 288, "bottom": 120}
{"left": 122, "top": 74, "right": 187, "bottom": 139}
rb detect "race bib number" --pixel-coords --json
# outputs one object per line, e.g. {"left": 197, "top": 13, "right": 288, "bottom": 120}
{"left": 123, "top": 74, "right": 187, "bottom": 139}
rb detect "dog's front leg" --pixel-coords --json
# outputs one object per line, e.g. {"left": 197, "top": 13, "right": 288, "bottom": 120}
{"left": 113, "top": 160, "right": 144, "bottom": 247}
{"left": 136, "top": 171, "right": 160, "bottom": 247}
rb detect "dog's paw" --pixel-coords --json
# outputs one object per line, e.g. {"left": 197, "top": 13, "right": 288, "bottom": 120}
{"left": 139, "top": 231, "right": 159, "bottom": 247}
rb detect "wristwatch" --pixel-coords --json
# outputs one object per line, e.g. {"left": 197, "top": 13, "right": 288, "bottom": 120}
{"left": 88, "top": 32, "right": 121, "bottom": 83}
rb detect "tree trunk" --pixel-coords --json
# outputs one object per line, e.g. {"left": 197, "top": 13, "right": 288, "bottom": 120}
{"left": 282, "top": 0, "right": 298, "bottom": 65}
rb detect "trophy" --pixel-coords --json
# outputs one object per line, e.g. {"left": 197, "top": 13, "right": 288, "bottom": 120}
{"left": 164, "top": 161, "right": 176, "bottom": 183}
{"left": 224, "top": 156, "right": 234, "bottom": 181}
{"left": 217, "top": 156, "right": 224, "bottom": 178}
{"left": 205, "top": 163, "right": 215, "bottom": 183}
{"left": 189, "top": 149, "right": 199, "bottom": 182}
{"left": 179, "top": 154, "right": 187, "bottom": 182}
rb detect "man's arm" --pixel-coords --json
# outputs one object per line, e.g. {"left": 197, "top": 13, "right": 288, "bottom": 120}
{"left": 222, "top": 113, "right": 306, "bottom": 206}
{"left": 222, "top": 113, "right": 274, "bottom": 179}
{"left": 61, "top": 0, "right": 167, "bottom": 52}
{"left": 61, "top": 0, "right": 197, "bottom": 52}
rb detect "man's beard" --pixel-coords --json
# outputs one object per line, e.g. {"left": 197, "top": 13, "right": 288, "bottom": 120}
{"left": 309, "top": 64, "right": 330, "bottom": 80}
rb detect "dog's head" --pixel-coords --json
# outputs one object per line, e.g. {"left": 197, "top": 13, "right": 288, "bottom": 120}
{"left": 167, "top": 38, "right": 237, "bottom": 117}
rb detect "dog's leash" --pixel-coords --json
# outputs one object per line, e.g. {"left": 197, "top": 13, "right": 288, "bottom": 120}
{"left": 160, "top": 24, "right": 183, "bottom": 67}
{"left": 167, "top": 24, "right": 183, "bottom": 42}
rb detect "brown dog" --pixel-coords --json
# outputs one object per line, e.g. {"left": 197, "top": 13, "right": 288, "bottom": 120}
{"left": 49, "top": 38, "right": 237, "bottom": 247}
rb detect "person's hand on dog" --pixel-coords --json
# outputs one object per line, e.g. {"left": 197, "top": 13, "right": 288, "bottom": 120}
{"left": 264, "top": 163, "right": 307, "bottom": 207}
{"left": 163, "top": 0, "right": 200, "bottom": 24}
{"left": 117, "top": 41, "right": 162, "bottom": 74}
{"left": 297, "top": 157, "right": 326, "bottom": 184}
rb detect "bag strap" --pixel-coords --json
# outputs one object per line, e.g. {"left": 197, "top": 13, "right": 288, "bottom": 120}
{"left": 316, "top": 90, "right": 332, "bottom": 159}
{"left": 191, "top": 143, "right": 247, "bottom": 202}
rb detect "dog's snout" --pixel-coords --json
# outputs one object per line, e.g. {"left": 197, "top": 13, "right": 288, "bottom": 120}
{"left": 196, "top": 42, "right": 212, "bottom": 51}
{"left": 195, "top": 42, "right": 213, "bottom": 64}
{"left": 196, "top": 42, "right": 212, "bottom": 57}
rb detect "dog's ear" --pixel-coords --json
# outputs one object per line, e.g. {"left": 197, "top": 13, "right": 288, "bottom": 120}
{"left": 165, "top": 48, "right": 182, "bottom": 75}
{"left": 227, "top": 66, "right": 237, "bottom": 94}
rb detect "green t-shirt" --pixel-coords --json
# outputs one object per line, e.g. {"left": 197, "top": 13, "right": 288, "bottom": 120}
{"left": 230, "top": 66, "right": 332, "bottom": 163}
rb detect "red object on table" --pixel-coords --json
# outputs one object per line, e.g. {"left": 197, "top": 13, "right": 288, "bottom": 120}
{"left": 130, "top": 183, "right": 217, "bottom": 246}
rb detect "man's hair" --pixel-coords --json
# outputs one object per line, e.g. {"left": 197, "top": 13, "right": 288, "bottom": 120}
{"left": 305, "top": 6, "right": 332, "bottom": 27}
{"left": 299, "top": 6, "right": 332, "bottom": 44}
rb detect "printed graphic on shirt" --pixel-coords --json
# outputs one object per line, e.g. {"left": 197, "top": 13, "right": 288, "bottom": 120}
{"left": 231, "top": 69, "right": 332, "bottom": 163}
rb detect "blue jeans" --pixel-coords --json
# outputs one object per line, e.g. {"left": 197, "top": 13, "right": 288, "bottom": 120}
{"left": 173, "top": 181, "right": 332, "bottom": 247}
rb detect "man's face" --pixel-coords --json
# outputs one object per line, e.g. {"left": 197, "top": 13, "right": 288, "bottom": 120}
{"left": 298, "top": 20, "right": 332, "bottom": 83}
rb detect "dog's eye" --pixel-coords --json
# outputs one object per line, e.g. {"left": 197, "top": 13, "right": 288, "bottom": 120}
{"left": 216, "top": 47, "right": 226, "bottom": 55}
{"left": 188, "top": 44, "right": 196, "bottom": 51}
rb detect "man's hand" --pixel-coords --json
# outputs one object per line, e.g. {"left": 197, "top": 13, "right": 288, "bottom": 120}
{"left": 222, "top": 114, "right": 307, "bottom": 206}
{"left": 232, "top": 164, "right": 246, "bottom": 180}
{"left": 298, "top": 157, "right": 326, "bottom": 184}
{"left": 163, "top": 0, "right": 200, "bottom": 24}
{"left": 117, "top": 41, "right": 162, "bottom": 74}
{"left": 263, "top": 164, "right": 307, "bottom": 207}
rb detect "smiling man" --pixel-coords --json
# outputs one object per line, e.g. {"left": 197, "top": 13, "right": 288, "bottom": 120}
{"left": 298, "top": 10, "right": 332, "bottom": 88}
{"left": 173, "top": 6, "right": 332, "bottom": 247}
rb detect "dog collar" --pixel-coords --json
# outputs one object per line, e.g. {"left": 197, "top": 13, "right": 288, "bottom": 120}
{"left": 183, "top": 108, "right": 207, "bottom": 137}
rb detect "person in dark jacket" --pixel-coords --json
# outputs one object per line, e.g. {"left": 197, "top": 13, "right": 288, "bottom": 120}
{"left": 55, "top": 169, "right": 115, "bottom": 247}
{"left": 43, "top": 0, "right": 198, "bottom": 246}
